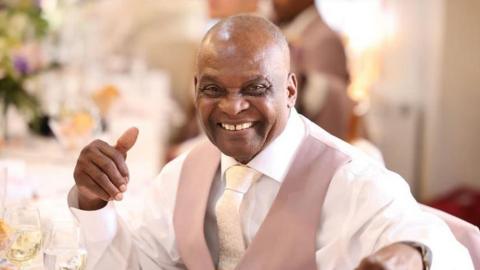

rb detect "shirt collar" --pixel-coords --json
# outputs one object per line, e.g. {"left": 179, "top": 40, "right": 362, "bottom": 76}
{"left": 221, "top": 109, "right": 306, "bottom": 183}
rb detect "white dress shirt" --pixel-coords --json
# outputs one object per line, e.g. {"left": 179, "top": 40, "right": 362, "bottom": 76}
{"left": 69, "top": 109, "right": 474, "bottom": 270}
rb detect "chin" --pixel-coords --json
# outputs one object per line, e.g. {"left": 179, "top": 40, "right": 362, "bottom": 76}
{"left": 219, "top": 143, "right": 258, "bottom": 163}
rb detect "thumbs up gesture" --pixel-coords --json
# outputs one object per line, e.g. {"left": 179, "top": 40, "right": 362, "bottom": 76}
{"left": 73, "top": 127, "right": 139, "bottom": 210}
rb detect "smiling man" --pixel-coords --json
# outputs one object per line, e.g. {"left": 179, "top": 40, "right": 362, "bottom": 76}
{"left": 70, "top": 15, "right": 474, "bottom": 270}
{"left": 195, "top": 16, "right": 295, "bottom": 164}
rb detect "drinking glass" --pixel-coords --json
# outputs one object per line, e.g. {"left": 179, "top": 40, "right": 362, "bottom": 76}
{"left": 0, "top": 166, "right": 11, "bottom": 264}
{"left": 0, "top": 166, "right": 15, "bottom": 269}
{"left": 43, "top": 221, "right": 87, "bottom": 270}
{"left": 3, "top": 205, "right": 42, "bottom": 269}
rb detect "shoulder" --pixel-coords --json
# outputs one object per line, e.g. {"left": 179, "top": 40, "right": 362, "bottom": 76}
{"left": 301, "top": 115, "right": 365, "bottom": 160}
{"left": 326, "top": 156, "right": 417, "bottom": 228}
{"left": 323, "top": 154, "right": 417, "bottom": 233}
{"left": 300, "top": 116, "right": 411, "bottom": 200}
{"left": 303, "top": 18, "right": 344, "bottom": 50}
{"left": 333, "top": 159, "right": 411, "bottom": 200}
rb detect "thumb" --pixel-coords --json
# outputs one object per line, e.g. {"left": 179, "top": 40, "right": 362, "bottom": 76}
{"left": 115, "top": 127, "right": 139, "bottom": 156}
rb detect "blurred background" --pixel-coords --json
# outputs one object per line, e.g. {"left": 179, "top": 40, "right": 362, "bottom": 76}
{"left": 0, "top": 0, "right": 479, "bottom": 242}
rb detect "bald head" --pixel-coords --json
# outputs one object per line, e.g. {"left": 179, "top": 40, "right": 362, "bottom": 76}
{"left": 197, "top": 14, "right": 290, "bottom": 74}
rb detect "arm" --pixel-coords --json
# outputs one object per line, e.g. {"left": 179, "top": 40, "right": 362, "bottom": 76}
{"left": 351, "top": 165, "right": 474, "bottom": 270}
{"left": 70, "top": 128, "right": 186, "bottom": 269}
{"left": 317, "top": 160, "right": 474, "bottom": 270}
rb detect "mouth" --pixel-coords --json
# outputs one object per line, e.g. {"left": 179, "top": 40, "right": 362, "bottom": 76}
{"left": 218, "top": 122, "right": 254, "bottom": 131}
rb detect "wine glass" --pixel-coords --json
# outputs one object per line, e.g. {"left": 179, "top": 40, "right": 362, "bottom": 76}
{"left": 43, "top": 220, "right": 87, "bottom": 270}
{"left": 0, "top": 166, "right": 11, "bottom": 264}
{"left": 0, "top": 166, "right": 16, "bottom": 269}
{"left": 3, "top": 205, "right": 43, "bottom": 269}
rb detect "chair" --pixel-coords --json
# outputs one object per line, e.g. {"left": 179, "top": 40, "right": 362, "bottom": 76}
{"left": 421, "top": 205, "right": 480, "bottom": 269}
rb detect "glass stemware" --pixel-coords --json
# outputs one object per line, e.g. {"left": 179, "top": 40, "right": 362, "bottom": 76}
{"left": 0, "top": 166, "right": 14, "bottom": 267}
{"left": 43, "top": 220, "right": 87, "bottom": 270}
{"left": 0, "top": 167, "right": 7, "bottom": 260}
{"left": 3, "top": 205, "right": 42, "bottom": 269}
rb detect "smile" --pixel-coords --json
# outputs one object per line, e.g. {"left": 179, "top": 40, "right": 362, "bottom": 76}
{"left": 220, "top": 122, "right": 253, "bottom": 131}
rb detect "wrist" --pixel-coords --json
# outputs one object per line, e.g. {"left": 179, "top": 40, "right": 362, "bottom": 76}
{"left": 398, "top": 241, "right": 432, "bottom": 270}
{"left": 78, "top": 191, "right": 108, "bottom": 211}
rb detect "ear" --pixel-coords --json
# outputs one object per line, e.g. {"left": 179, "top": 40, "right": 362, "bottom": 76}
{"left": 286, "top": 72, "right": 298, "bottom": 108}
{"left": 193, "top": 76, "right": 199, "bottom": 107}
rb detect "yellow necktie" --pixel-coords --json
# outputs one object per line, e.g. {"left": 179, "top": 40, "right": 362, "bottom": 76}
{"left": 216, "top": 165, "right": 260, "bottom": 270}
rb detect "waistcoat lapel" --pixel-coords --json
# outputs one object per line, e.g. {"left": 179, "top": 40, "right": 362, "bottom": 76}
{"left": 235, "top": 134, "right": 350, "bottom": 270}
{"left": 174, "top": 126, "right": 351, "bottom": 270}
{"left": 174, "top": 140, "right": 220, "bottom": 270}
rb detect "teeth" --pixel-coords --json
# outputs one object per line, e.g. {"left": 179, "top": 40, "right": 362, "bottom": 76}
{"left": 221, "top": 122, "right": 253, "bottom": 131}
{"left": 223, "top": 124, "right": 235, "bottom": 131}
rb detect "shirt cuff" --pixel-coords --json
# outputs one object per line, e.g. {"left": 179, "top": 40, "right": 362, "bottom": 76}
{"left": 68, "top": 186, "right": 118, "bottom": 243}
{"left": 398, "top": 241, "right": 432, "bottom": 270}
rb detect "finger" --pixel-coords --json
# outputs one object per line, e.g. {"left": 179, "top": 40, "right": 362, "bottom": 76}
{"left": 82, "top": 163, "right": 123, "bottom": 200}
{"left": 115, "top": 127, "right": 139, "bottom": 157}
{"left": 356, "top": 256, "right": 385, "bottom": 270}
{"left": 77, "top": 171, "right": 111, "bottom": 201}
{"left": 88, "top": 148, "right": 127, "bottom": 190}
{"left": 96, "top": 140, "right": 129, "bottom": 177}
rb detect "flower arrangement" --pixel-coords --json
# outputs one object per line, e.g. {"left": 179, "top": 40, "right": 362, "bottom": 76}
{"left": 0, "top": 0, "right": 49, "bottom": 140}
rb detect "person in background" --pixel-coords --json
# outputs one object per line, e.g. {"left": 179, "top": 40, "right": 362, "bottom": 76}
{"left": 271, "top": 0, "right": 353, "bottom": 141}
{"left": 70, "top": 15, "right": 473, "bottom": 270}
{"left": 207, "top": 0, "right": 258, "bottom": 19}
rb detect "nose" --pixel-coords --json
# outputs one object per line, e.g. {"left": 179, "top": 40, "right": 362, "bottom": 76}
{"left": 218, "top": 95, "right": 249, "bottom": 116}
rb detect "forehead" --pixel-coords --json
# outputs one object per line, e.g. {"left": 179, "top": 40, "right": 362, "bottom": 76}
{"left": 197, "top": 39, "right": 286, "bottom": 83}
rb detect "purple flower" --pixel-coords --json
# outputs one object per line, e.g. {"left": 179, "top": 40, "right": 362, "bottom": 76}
{"left": 13, "top": 55, "right": 30, "bottom": 76}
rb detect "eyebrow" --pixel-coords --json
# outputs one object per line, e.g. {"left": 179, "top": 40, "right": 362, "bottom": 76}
{"left": 242, "top": 76, "right": 269, "bottom": 86}
{"left": 198, "top": 75, "right": 269, "bottom": 87}
{"left": 197, "top": 75, "right": 220, "bottom": 84}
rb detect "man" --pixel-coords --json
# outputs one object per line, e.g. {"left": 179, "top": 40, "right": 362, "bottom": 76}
{"left": 272, "top": 0, "right": 353, "bottom": 140}
{"left": 207, "top": 0, "right": 258, "bottom": 18}
{"left": 70, "top": 15, "right": 473, "bottom": 269}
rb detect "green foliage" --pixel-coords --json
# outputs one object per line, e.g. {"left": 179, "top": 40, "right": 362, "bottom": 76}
{"left": 0, "top": 75, "right": 40, "bottom": 118}
{"left": 0, "top": 0, "right": 49, "bottom": 125}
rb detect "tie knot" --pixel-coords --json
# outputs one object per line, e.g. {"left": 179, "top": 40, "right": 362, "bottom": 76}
{"left": 225, "top": 165, "right": 260, "bottom": 194}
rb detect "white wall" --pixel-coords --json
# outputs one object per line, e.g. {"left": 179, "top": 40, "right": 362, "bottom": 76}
{"left": 368, "top": 0, "right": 435, "bottom": 195}
{"left": 422, "top": 0, "right": 480, "bottom": 199}
{"left": 369, "top": 0, "right": 480, "bottom": 200}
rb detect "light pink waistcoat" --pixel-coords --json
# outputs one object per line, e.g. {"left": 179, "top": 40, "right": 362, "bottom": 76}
{"left": 173, "top": 123, "right": 351, "bottom": 270}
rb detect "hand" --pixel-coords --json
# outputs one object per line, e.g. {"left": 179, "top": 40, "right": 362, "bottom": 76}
{"left": 355, "top": 243, "right": 423, "bottom": 270}
{"left": 73, "top": 127, "right": 139, "bottom": 210}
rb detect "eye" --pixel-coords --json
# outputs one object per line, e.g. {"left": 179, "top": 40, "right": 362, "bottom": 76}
{"left": 244, "top": 84, "right": 270, "bottom": 96}
{"left": 199, "top": 84, "right": 224, "bottom": 97}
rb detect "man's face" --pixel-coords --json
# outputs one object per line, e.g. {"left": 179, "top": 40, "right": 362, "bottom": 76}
{"left": 195, "top": 42, "right": 296, "bottom": 163}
